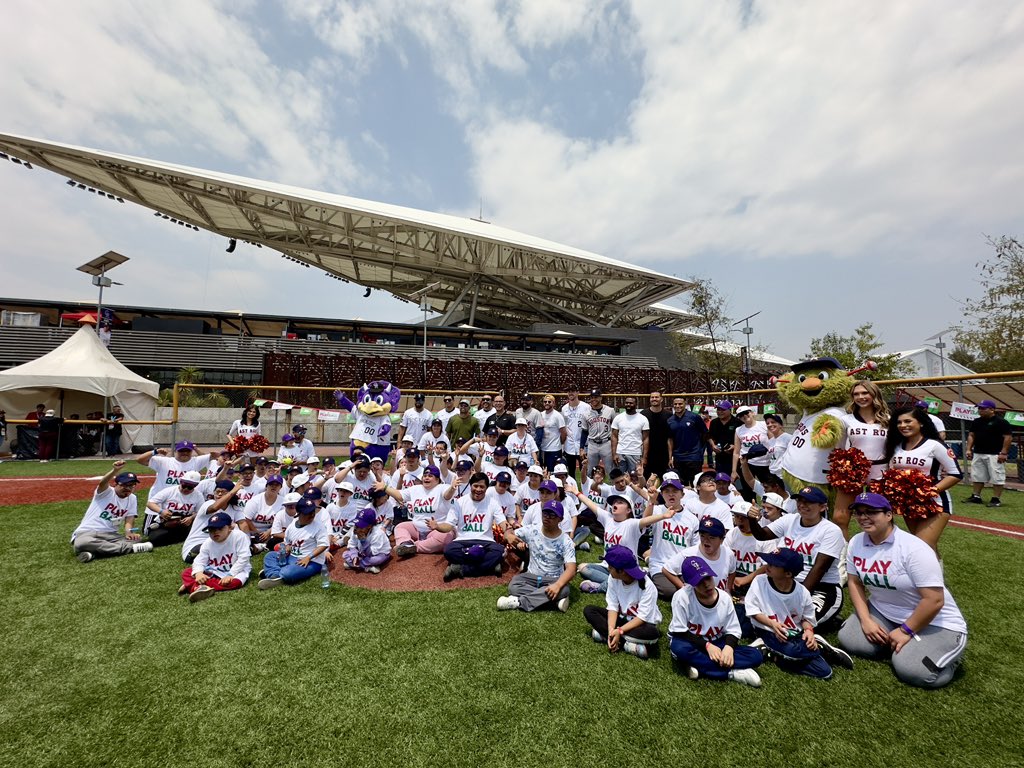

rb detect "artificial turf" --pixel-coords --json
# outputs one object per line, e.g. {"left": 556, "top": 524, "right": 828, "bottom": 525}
{"left": 0, "top": 482, "right": 1021, "bottom": 767}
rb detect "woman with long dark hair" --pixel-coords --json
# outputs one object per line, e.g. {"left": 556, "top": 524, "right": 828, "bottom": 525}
{"left": 228, "top": 405, "right": 263, "bottom": 458}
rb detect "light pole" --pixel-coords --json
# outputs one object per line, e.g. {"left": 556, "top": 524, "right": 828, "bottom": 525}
{"left": 732, "top": 311, "right": 761, "bottom": 391}
{"left": 76, "top": 251, "right": 129, "bottom": 456}
{"left": 925, "top": 327, "right": 965, "bottom": 458}
{"left": 408, "top": 281, "right": 442, "bottom": 362}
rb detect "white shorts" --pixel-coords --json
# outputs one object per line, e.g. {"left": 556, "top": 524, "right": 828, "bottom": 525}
{"left": 971, "top": 454, "right": 1006, "bottom": 485}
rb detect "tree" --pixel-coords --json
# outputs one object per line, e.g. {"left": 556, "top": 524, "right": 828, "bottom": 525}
{"left": 806, "top": 323, "right": 915, "bottom": 380}
{"left": 157, "top": 367, "right": 231, "bottom": 407}
{"left": 955, "top": 235, "right": 1024, "bottom": 372}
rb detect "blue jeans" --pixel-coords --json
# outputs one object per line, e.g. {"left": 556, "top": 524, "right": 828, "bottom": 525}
{"left": 756, "top": 629, "right": 832, "bottom": 679}
{"left": 578, "top": 562, "right": 609, "bottom": 592}
{"left": 104, "top": 432, "right": 121, "bottom": 456}
{"left": 263, "top": 552, "right": 322, "bottom": 584}
{"left": 669, "top": 636, "right": 763, "bottom": 680}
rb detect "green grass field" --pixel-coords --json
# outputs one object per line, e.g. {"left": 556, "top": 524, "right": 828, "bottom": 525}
{"left": 1, "top": 468, "right": 1022, "bottom": 767}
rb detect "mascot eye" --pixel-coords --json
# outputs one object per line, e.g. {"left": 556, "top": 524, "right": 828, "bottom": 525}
{"left": 361, "top": 394, "right": 372, "bottom": 405}
{"left": 818, "top": 371, "right": 830, "bottom": 380}
{"left": 375, "top": 395, "right": 385, "bottom": 405}
{"left": 797, "top": 374, "right": 807, "bottom": 383}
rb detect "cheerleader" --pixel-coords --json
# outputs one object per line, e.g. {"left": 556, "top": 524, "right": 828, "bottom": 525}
{"left": 227, "top": 406, "right": 263, "bottom": 458}
{"left": 882, "top": 406, "right": 962, "bottom": 555}
{"left": 834, "top": 381, "right": 890, "bottom": 539}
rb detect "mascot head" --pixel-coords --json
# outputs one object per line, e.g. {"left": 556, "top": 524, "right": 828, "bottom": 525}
{"left": 775, "top": 357, "right": 865, "bottom": 412}
{"left": 356, "top": 380, "right": 401, "bottom": 417}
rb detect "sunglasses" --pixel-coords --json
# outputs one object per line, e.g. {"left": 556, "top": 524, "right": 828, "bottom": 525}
{"left": 179, "top": 483, "right": 198, "bottom": 490}
{"left": 852, "top": 508, "right": 888, "bottom": 516}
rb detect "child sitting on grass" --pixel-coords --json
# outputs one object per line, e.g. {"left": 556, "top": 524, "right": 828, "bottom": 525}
{"left": 744, "top": 548, "right": 852, "bottom": 680}
{"left": 582, "top": 545, "right": 662, "bottom": 660}
{"left": 178, "top": 512, "right": 251, "bottom": 603}
{"left": 343, "top": 507, "right": 392, "bottom": 574}
{"left": 259, "top": 499, "right": 330, "bottom": 589}
{"left": 668, "top": 555, "right": 763, "bottom": 687}
{"left": 499, "top": 500, "right": 577, "bottom": 612}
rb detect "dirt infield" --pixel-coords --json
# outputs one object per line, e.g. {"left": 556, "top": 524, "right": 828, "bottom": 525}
{"left": 0, "top": 475, "right": 155, "bottom": 506}
{"left": 949, "top": 515, "right": 1024, "bottom": 540}
{"left": 325, "top": 550, "right": 517, "bottom": 592}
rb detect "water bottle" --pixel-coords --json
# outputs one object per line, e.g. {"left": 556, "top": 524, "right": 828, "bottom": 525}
{"left": 278, "top": 543, "right": 289, "bottom": 566}
{"left": 321, "top": 560, "right": 331, "bottom": 589}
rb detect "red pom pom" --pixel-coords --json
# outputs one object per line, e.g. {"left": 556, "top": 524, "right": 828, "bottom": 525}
{"left": 247, "top": 435, "right": 270, "bottom": 454}
{"left": 827, "top": 447, "right": 872, "bottom": 494}
{"left": 870, "top": 468, "right": 938, "bottom": 520}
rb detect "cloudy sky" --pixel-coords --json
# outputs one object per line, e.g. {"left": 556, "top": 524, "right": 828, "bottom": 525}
{"left": 1, "top": 0, "right": 1021, "bottom": 361}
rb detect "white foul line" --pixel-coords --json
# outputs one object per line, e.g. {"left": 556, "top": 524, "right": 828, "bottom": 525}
{"left": 949, "top": 519, "right": 1024, "bottom": 539}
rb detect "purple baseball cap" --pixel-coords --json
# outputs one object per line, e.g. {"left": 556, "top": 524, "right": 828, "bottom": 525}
{"left": 265, "top": 474, "right": 284, "bottom": 486}
{"left": 539, "top": 479, "right": 558, "bottom": 494}
{"left": 851, "top": 491, "right": 892, "bottom": 511}
{"left": 680, "top": 556, "right": 715, "bottom": 587}
{"left": 714, "top": 472, "right": 732, "bottom": 483}
{"left": 604, "top": 545, "right": 646, "bottom": 581}
{"left": 354, "top": 507, "right": 377, "bottom": 528}
{"left": 759, "top": 547, "right": 804, "bottom": 576}
{"left": 660, "top": 478, "right": 684, "bottom": 491}
{"left": 541, "top": 500, "right": 564, "bottom": 518}
{"left": 716, "top": 400, "right": 733, "bottom": 410}
{"left": 174, "top": 440, "right": 196, "bottom": 452}
{"left": 423, "top": 465, "right": 441, "bottom": 478}
{"left": 281, "top": 434, "right": 295, "bottom": 443}
{"left": 978, "top": 399, "right": 997, "bottom": 409}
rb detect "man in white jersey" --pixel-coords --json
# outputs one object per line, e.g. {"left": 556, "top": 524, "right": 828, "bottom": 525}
{"left": 514, "top": 392, "right": 544, "bottom": 440}
{"left": 473, "top": 394, "right": 496, "bottom": 431}
{"left": 538, "top": 394, "right": 567, "bottom": 471}
{"left": 560, "top": 387, "right": 592, "bottom": 480}
{"left": 585, "top": 389, "right": 616, "bottom": 476}
{"left": 71, "top": 461, "right": 154, "bottom": 562}
{"left": 398, "top": 393, "right": 434, "bottom": 446}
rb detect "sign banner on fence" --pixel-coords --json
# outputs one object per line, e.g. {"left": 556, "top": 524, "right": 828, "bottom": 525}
{"left": 1006, "top": 411, "right": 1024, "bottom": 427}
{"left": 252, "top": 399, "right": 268, "bottom": 407}
{"left": 298, "top": 407, "right": 314, "bottom": 416}
{"left": 763, "top": 404, "right": 776, "bottom": 414}
{"left": 923, "top": 398, "right": 942, "bottom": 414}
{"left": 317, "top": 409, "right": 341, "bottom": 422}
{"left": 950, "top": 402, "right": 979, "bottom": 421}
{"left": 271, "top": 402, "right": 294, "bottom": 410}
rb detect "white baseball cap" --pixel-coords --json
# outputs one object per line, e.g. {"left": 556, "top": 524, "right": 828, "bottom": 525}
{"left": 735, "top": 405, "right": 754, "bottom": 416}
{"left": 553, "top": 463, "right": 569, "bottom": 474}
{"left": 283, "top": 492, "right": 302, "bottom": 505}
{"left": 306, "top": 456, "right": 320, "bottom": 464}
{"left": 662, "top": 471, "right": 680, "bottom": 483}
{"left": 180, "top": 470, "right": 202, "bottom": 483}
{"left": 290, "top": 473, "right": 310, "bottom": 488}
{"left": 527, "top": 465, "right": 544, "bottom": 476}
{"left": 515, "top": 417, "right": 528, "bottom": 426}
{"left": 731, "top": 500, "right": 754, "bottom": 517}
{"left": 762, "top": 492, "right": 785, "bottom": 510}
{"left": 550, "top": 477, "right": 564, "bottom": 488}
{"left": 337, "top": 481, "right": 355, "bottom": 493}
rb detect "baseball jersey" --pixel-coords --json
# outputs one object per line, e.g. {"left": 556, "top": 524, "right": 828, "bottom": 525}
{"left": 147, "top": 454, "right": 212, "bottom": 500}
{"left": 346, "top": 525, "right": 391, "bottom": 558}
{"left": 244, "top": 490, "right": 284, "bottom": 533}
{"left": 646, "top": 507, "right": 700, "bottom": 574}
{"left": 561, "top": 401, "right": 592, "bottom": 454}
{"left": 192, "top": 528, "right": 252, "bottom": 584}
{"left": 283, "top": 517, "right": 330, "bottom": 565}
{"left": 766, "top": 514, "right": 845, "bottom": 586}
{"left": 72, "top": 487, "right": 137, "bottom": 541}
{"left": 516, "top": 524, "right": 576, "bottom": 579}
{"left": 781, "top": 406, "right": 848, "bottom": 484}
{"left": 847, "top": 527, "right": 968, "bottom": 633}
{"left": 842, "top": 413, "right": 888, "bottom": 480}
{"left": 505, "top": 433, "right": 538, "bottom": 466}
{"left": 890, "top": 439, "right": 962, "bottom": 511}
{"left": 668, "top": 587, "right": 741, "bottom": 640}
{"left": 611, "top": 412, "right": 649, "bottom": 455}
{"left": 148, "top": 486, "right": 203, "bottom": 520}
{"left": 445, "top": 495, "right": 505, "bottom": 542}
{"left": 684, "top": 497, "right": 733, "bottom": 531}
{"left": 585, "top": 404, "right": 616, "bottom": 443}
{"left": 538, "top": 410, "right": 566, "bottom": 452}
{"left": 400, "top": 408, "right": 434, "bottom": 445}
{"left": 744, "top": 573, "right": 816, "bottom": 631}
{"left": 401, "top": 483, "right": 451, "bottom": 534}
{"left": 606, "top": 575, "right": 662, "bottom": 624}
{"left": 668, "top": 545, "right": 736, "bottom": 591}
{"left": 514, "top": 407, "right": 544, "bottom": 438}
{"left": 736, "top": 422, "right": 770, "bottom": 466}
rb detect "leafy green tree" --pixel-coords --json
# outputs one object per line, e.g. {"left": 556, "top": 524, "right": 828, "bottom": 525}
{"left": 807, "top": 323, "right": 915, "bottom": 380}
{"left": 157, "top": 368, "right": 230, "bottom": 407}
{"left": 955, "top": 235, "right": 1024, "bottom": 372}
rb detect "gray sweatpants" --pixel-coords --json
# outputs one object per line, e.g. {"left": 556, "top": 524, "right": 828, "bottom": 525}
{"left": 73, "top": 531, "right": 135, "bottom": 559}
{"left": 587, "top": 442, "right": 613, "bottom": 474}
{"left": 838, "top": 604, "right": 968, "bottom": 689}
{"left": 508, "top": 573, "right": 568, "bottom": 612}
{"left": 651, "top": 572, "right": 680, "bottom": 601}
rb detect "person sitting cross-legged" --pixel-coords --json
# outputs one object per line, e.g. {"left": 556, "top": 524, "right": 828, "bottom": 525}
{"left": 499, "top": 500, "right": 577, "bottom": 613}
{"left": 178, "top": 512, "right": 251, "bottom": 603}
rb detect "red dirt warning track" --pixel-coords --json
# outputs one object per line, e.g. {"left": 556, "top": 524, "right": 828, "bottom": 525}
{"left": 0, "top": 475, "right": 155, "bottom": 506}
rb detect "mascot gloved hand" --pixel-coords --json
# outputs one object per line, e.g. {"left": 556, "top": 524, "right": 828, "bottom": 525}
{"left": 774, "top": 357, "right": 857, "bottom": 498}
{"left": 334, "top": 381, "right": 401, "bottom": 461}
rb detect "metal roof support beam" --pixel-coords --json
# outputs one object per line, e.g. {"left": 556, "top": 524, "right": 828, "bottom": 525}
{"left": 438, "top": 279, "right": 476, "bottom": 326}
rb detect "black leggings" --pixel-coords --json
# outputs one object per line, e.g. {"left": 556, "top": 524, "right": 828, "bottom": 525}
{"left": 147, "top": 523, "right": 189, "bottom": 548}
{"left": 583, "top": 604, "right": 661, "bottom": 643}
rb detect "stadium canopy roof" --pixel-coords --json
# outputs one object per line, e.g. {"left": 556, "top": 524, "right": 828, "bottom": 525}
{"left": 0, "top": 133, "right": 701, "bottom": 331}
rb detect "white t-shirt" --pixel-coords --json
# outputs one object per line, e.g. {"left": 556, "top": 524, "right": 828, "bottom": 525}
{"left": 486, "top": 487, "right": 517, "bottom": 523}
{"left": 474, "top": 407, "right": 496, "bottom": 430}
{"left": 295, "top": 438, "right": 315, "bottom": 463}
{"left": 736, "top": 422, "right": 770, "bottom": 466}
{"left": 842, "top": 413, "right": 888, "bottom": 480}
{"left": 766, "top": 514, "right": 846, "bottom": 586}
{"left": 182, "top": 500, "right": 221, "bottom": 560}
{"left": 668, "top": 545, "right": 736, "bottom": 591}
{"left": 516, "top": 524, "right": 576, "bottom": 579}
{"left": 402, "top": 483, "right": 451, "bottom": 535}
{"left": 684, "top": 497, "right": 733, "bottom": 531}
{"left": 244, "top": 490, "right": 283, "bottom": 533}
{"left": 514, "top": 482, "right": 543, "bottom": 513}
{"left": 538, "top": 410, "right": 567, "bottom": 452}
{"left": 928, "top": 413, "right": 946, "bottom": 435}
{"left": 595, "top": 509, "right": 642, "bottom": 554}
{"left": 646, "top": 508, "right": 700, "bottom": 574}
{"left": 445, "top": 495, "right": 505, "bottom": 542}
{"left": 346, "top": 525, "right": 391, "bottom": 558}
{"left": 890, "top": 439, "right": 962, "bottom": 510}
{"left": 147, "top": 454, "right": 213, "bottom": 500}
{"left": 347, "top": 472, "right": 376, "bottom": 507}
{"left": 435, "top": 408, "right": 458, "bottom": 431}
{"left": 521, "top": 501, "right": 573, "bottom": 536}
{"left": 192, "top": 528, "right": 252, "bottom": 584}
{"left": 283, "top": 517, "right": 330, "bottom": 564}
{"left": 391, "top": 466, "right": 424, "bottom": 490}
{"left": 270, "top": 508, "right": 298, "bottom": 537}
{"left": 561, "top": 401, "right": 593, "bottom": 454}
{"left": 668, "top": 587, "right": 741, "bottom": 640}
{"left": 505, "top": 433, "right": 538, "bottom": 466}
{"left": 514, "top": 407, "right": 544, "bottom": 438}
{"left": 606, "top": 575, "right": 662, "bottom": 624}
{"left": 277, "top": 445, "right": 304, "bottom": 463}
{"left": 326, "top": 500, "right": 358, "bottom": 540}
{"left": 418, "top": 432, "right": 451, "bottom": 459}
{"left": 611, "top": 412, "right": 649, "bottom": 455}
{"left": 847, "top": 527, "right": 967, "bottom": 633}
{"left": 231, "top": 478, "right": 267, "bottom": 513}
{"left": 148, "top": 486, "right": 204, "bottom": 520}
{"left": 724, "top": 527, "right": 774, "bottom": 579}
{"left": 400, "top": 408, "right": 434, "bottom": 445}
{"left": 744, "top": 573, "right": 816, "bottom": 631}
{"left": 609, "top": 484, "right": 647, "bottom": 519}
{"left": 72, "top": 487, "right": 137, "bottom": 541}
{"left": 781, "top": 406, "right": 848, "bottom": 485}
{"left": 768, "top": 432, "right": 793, "bottom": 476}
{"left": 582, "top": 479, "right": 609, "bottom": 508}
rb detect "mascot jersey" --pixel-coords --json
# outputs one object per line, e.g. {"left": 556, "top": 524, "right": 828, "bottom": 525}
{"left": 351, "top": 414, "right": 391, "bottom": 445}
{"left": 781, "top": 406, "right": 848, "bottom": 484}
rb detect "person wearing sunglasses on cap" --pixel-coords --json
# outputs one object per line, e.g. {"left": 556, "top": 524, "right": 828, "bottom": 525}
{"left": 145, "top": 470, "right": 205, "bottom": 548}
{"left": 71, "top": 461, "right": 155, "bottom": 562}
{"left": 838, "top": 493, "right": 968, "bottom": 688}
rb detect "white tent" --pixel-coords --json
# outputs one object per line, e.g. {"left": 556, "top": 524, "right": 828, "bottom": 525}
{"left": 0, "top": 326, "right": 159, "bottom": 451}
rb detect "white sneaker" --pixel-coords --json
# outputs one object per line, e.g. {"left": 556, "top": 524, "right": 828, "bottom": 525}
{"left": 258, "top": 577, "right": 283, "bottom": 590}
{"left": 578, "top": 542, "right": 591, "bottom": 552}
{"left": 188, "top": 585, "right": 216, "bottom": 603}
{"left": 496, "top": 595, "right": 521, "bottom": 611}
{"left": 76, "top": 551, "right": 94, "bottom": 563}
{"left": 814, "top": 634, "right": 854, "bottom": 670}
{"left": 728, "top": 668, "right": 762, "bottom": 687}
{"left": 838, "top": 543, "right": 849, "bottom": 587}
{"left": 556, "top": 597, "right": 569, "bottom": 613}
{"left": 590, "top": 629, "right": 603, "bottom": 643}
{"left": 623, "top": 641, "right": 649, "bottom": 659}
{"left": 253, "top": 543, "right": 268, "bottom": 553}
{"left": 131, "top": 542, "right": 154, "bottom": 554}
{"left": 366, "top": 566, "right": 381, "bottom": 574}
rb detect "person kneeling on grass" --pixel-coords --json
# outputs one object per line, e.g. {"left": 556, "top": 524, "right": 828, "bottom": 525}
{"left": 343, "top": 507, "right": 392, "bottom": 574}
{"left": 499, "top": 500, "right": 577, "bottom": 613}
{"left": 668, "top": 555, "right": 763, "bottom": 687}
{"left": 438, "top": 472, "right": 509, "bottom": 582}
{"left": 178, "top": 512, "right": 251, "bottom": 603}
{"left": 259, "top": 499, "right": 330, "bottom": 589}
{"left": 744, "top": 548, "right": 852, "bottom": 680}
{"left": 72, "top": 460, "right": 154, "bottom": 563}
{"left": 582, "top": 545, "right": 662, "bottom": 660}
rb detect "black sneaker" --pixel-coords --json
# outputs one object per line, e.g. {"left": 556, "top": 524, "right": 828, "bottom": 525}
{"left": 964, "top": 495, "right": 984, "bottom": 504}
{"left": 443, "top": 564, "right": 464, "bottom": 582}
{"left": 987, "top": 498, "right": 1002, "bottom": 507}
{"left": 814, "top": 634, "right": 854, "bottom": 670}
